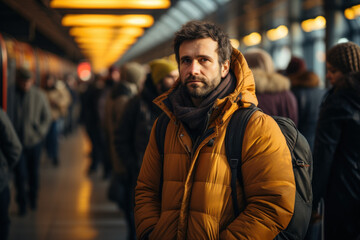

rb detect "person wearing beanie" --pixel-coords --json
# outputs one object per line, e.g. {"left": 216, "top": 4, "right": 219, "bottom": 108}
{"left": 244, "top": 48, "right": 298, "bottom": 125}
{"left": 312, "top": 42, "right": 360, "bottom": 240}
{"left": 149, "top": 58, "right": 178, "bottom": 93}
{"left": 113, "top": 58, "right": 178, "bottom": 240}
{"left": 286, "top": 56, "right": 326, "bottom": 151}
{"left": 326, "top": 41, "right": 360, "bottom": 86}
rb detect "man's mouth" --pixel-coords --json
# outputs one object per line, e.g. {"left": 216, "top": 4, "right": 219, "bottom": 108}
{"left": 186, "top": 76, "right": 204, "bottom": 84}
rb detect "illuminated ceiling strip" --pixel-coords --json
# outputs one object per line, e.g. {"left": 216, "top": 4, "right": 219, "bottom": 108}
{"left": 62, "top": 14, "right": 154, "bottom": 27}
{"left": 69, "top": 27, "right": 144, "bottom": 37}
{"left": 51, "top": 0, "right": 170, "bottom": 9}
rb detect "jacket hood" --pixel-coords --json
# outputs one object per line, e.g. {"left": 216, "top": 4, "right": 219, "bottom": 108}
{"left": 153, "top": 48, "right": 258, "bottom": 121}
{"left": 289, "top": 71, "right": 320, "bottom": 88}
{"left": 252, "top": 68, "right": 291, "bottom": 93}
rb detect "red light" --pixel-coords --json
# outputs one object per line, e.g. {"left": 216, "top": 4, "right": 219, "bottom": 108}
{"left": 77, "top": 62, "right": 92, "bottom": 81}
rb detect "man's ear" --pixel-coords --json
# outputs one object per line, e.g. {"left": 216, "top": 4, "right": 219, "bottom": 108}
{"left": 221, "top": 60, "right": 230, "bottom": 78}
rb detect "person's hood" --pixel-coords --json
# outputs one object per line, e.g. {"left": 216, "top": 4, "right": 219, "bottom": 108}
{"left": 252, "top": 68, "right": 291, "bottom": 93}
{"left": 153, "top": 48, "right": 258, "bottom": 122}
{"left": 289, "top": 71, "right": 320, "bottom": 88}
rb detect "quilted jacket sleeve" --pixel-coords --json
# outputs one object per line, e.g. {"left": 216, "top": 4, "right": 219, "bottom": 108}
{"left": 134, "top": 119, "right": 162, "bottom": 240}
{"left": 220, "top": 112, "right": 296, "bottom": 240}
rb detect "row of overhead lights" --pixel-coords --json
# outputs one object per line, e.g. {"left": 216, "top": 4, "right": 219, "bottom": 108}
{"left": 243, "top": 16, "right": 326, "bottom": 47}
{"left": 243, "top": 3, "right": 360, "bottom": 48}
{"left": 50, "top": 0, "right": 171, "bottom": 73}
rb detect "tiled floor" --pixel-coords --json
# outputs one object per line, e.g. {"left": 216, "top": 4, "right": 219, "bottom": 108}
{"left": 8, "top": 128, "right": 129, "bottom": 240}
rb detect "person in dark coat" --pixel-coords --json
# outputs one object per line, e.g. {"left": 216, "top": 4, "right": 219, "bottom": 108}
{"left": 113, "top": 58, "right": 178, "bottom": 240}
{"left": 244, "top": 48, "right": 298, "bottom": 125}
{"left": 312, "top": 42, "right": 360, "bottom": 240}
{"left": 0, "top": 109, "right": 22, "bottom": 240}
{"left": 286, "top": 56, "right": 326, "bottom": 151}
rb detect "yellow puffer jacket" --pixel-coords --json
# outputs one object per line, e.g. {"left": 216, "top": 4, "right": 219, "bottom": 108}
{"left": 135, "top": 48, "right": 296, "bottom": 240}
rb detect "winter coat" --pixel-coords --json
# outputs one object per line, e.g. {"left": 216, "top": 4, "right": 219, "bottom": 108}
{"left": 11, "top": 86, "right": 52, "bottom": 148}
{"left": 0, "top": 109, "right": 22, "bottom": 191}
{"left": 313, "top": 84, "right": 360, "bottom": 239}
{"left": 252, "top": 69, "right": 298, "bottom": 125}
{"left": 289, "top": 71, "right": 326, "bottom": 151}
{"left": 115, "top": 76, "right": 162, "bottom": 179}
{"left": 135, "top": 48, "right": 296, "bottom": 240}
{"left": 104, "top": 81, "right": 139, "bottom": 175}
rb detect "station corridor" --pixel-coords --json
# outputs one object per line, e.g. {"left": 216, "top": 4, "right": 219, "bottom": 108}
{"left": 8, "top": 127, "right": 128, "bottom": 240}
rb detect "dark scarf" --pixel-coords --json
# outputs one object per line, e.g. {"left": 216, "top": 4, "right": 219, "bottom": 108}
{"left": 168, "top": 71, "right": 236, "bottom": 139}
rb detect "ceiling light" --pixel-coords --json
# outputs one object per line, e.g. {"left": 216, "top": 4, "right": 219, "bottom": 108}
{"left": 51, "top": 0, "right": 170, "bottom": 9}
{"left": 69, "top": 27, "right": 144, "bottom": 37}
{"left": 62, "top": 14, "right": 154, "bottom": 27}
{"left": 301, "top": 16, "right": 326, "bottom": 32}
{"left": 344, "top": 4, "right": 360, "bottom": 20}
{"left": 243, "top": 32, "right": 261, "bottom": 46}
{"left": 266, "top": 25, "right": 288, "bottom": 41}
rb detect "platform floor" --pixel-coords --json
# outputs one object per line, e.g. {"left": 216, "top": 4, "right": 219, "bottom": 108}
{"left": 8, "top": 127, "right": 129, "bottom": 240}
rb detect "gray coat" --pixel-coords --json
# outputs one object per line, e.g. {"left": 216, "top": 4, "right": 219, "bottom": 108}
{"left": 12, "top": 86, "right": 52, "bottom": 148}
{"left": 0, "top": 109, "right": 22, "bottom": 191}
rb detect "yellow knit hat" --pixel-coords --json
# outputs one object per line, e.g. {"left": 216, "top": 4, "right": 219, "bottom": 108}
{"left": 149, "top": 59, "right": 178, "bottom": 85}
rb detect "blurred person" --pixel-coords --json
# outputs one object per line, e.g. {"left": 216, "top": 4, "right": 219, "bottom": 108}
{"left": 64, "top": 73, "right": 80, "bottom": 135}
{"left": 96, "top": 66, "right": 121, "bottom": 179}
{"left": 10, "top": 67, "right": 51, "bottom": 216}
{"left": 81, "top": 74, "right": 107, "bottom": 177}
{"left": 286, "top": 56, "right": 326, "bottom": 151}
{"left": 0, "top": 109, "right": 22, "bottom": 240}
{"left": 44, "top": 74, "right": 71, "bottom": 166}
{"left": 134, "top": 20, "right": 295, "bottom": 240}
{"left": 312, "top": 42, "right": 360, "bottom": 240}
{"left": 104, "top": 62, "right": 146, "bottom": 181}
{"left": 325, "top": 41, "right": 360, "bottom": 89}
{"left": 244, "top": 48, "right": 298, "bottom": 125}
{"left": 113, "top": 58, "right": 178, "bottom": 240}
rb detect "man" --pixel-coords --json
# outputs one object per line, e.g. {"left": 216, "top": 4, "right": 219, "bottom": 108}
{"left": 134, "top": 21, "right": 295, "bottom": 239}
{"left": 112, "top": 59, "right": 177, "bottom": 240}
{"left": 0, "top": 109, "right": 22, "bottom": 239}
{"left": 10, "top": 67, "right": 51, "bottom": 216}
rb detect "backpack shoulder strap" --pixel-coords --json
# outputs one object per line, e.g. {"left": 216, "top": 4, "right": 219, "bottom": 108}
{"left": 155, "top": 112, "right": 170, "bottom": 161}
{"left": 155, "top": 112, "right": 170, "bottom": 201}
{"left": 225, "top": 106, "right": 258, "bottom": 216}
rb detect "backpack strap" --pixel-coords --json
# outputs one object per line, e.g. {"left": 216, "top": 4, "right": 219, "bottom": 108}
{"left": 155, "top": 112, "right": 170, "bottom": 161}
{"left": 155, "top": 112, "right": 170, "bottom": 200}
{"left": 225, "top": 105, "right": 258, "bottom": 216}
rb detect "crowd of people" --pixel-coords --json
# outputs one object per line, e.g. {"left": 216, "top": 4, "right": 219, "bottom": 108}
{"left": 1, "top": 19, "right": 360, "bottom": 240}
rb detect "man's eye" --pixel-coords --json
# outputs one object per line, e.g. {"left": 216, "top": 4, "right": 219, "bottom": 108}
{"left": 200, "top": 58, "right": 209, "bottom": 62}
{"left": 181, "top": 58, "right": 191, "bottom": 64}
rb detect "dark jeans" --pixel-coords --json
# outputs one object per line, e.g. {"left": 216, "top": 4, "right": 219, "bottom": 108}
{"left": 86, "top": 126, "right": 111, "bottom": 177}
{"left": 13, "top": 142, "right": 42, "bottom": 211}
{"left": 0, "top": 186, "right": 10, "bottom": 240}
{"left": 45, "top": 120, "right": 59, "bottom": 165}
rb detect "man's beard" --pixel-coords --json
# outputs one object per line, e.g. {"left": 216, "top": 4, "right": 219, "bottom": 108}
{"left": 184, "top": 74, "right": 221, "bottom": 99}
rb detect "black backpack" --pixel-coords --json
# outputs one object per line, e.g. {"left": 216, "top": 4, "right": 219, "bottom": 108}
{"left": 155, "top": 106, "right": 313, "bottom": 240}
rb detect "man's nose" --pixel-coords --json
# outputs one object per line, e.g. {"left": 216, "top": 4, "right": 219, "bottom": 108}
{"left": 189, "top": 61, "right": 201, "bottom": 75}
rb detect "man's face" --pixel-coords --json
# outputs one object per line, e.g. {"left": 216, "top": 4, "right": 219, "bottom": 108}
{"left": 16, "top": 77, "right": 33, "bottom": 92}
{"left": 179, "top": 38, "right": 229, "bottom": 103}
{"left": 326, "top": 62, "right": 344, "bottom": 86}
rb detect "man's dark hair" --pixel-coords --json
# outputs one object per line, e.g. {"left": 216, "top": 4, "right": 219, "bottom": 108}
{"left": 173, "top": 20, "right": 232, "bottom": 64}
